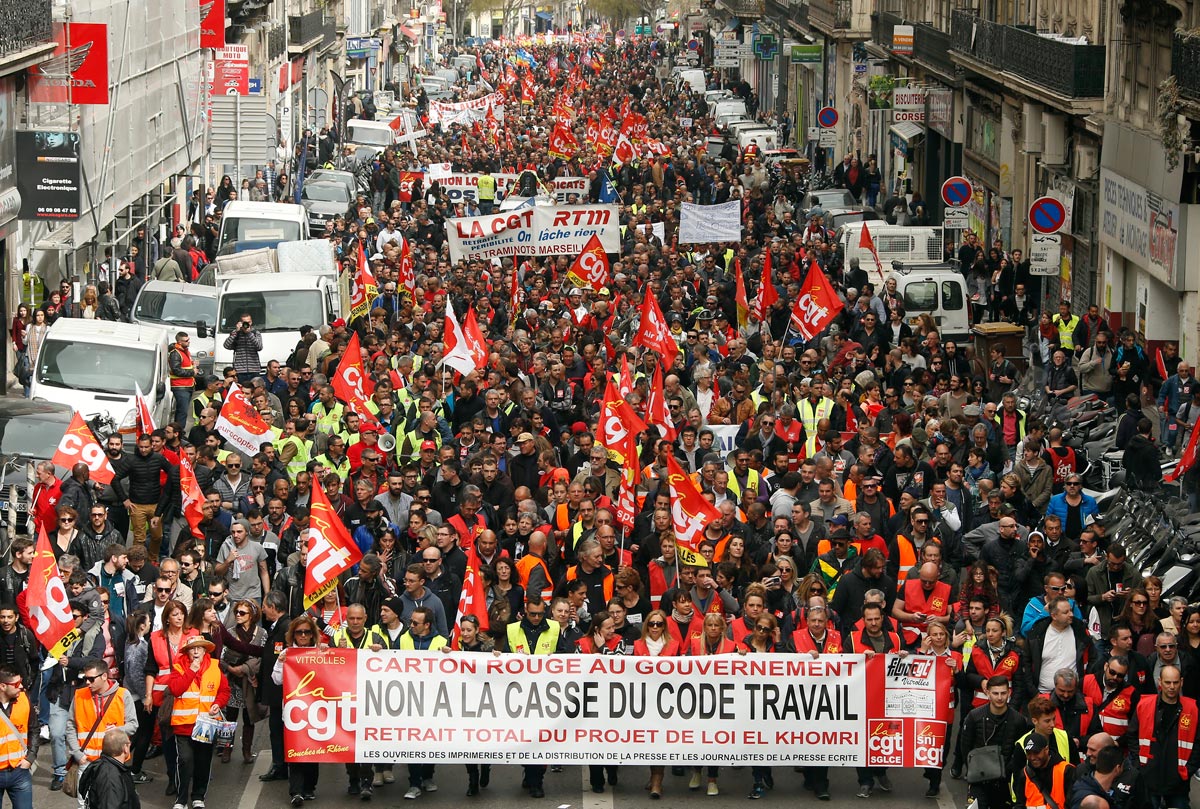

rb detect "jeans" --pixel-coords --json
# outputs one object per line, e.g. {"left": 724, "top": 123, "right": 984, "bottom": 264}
{"left": 288, "top": 762, "right": 319, "bottom": 797}
{"left": 856, "top": 766, "right": 885, "bottom": 786}
{"left": 48, "top": 703, "right": 69, "bottom": 777}
{"left": 407, "top": 762, "right": 434, "bottom": 789}
{"left": 0, "top": 765, "right": 32, "bottom": 809}
{"left": 1150, "top": 794, "right": 1191, "bottom": 809}
{"left": 175, "top": 735, "right": 214, "bottom": 804}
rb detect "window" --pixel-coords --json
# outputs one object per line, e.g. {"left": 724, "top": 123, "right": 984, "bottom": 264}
{"left": 942, "top": 281, "right": 964, "bottom": 311}
{"left": 903, "top": 281, "right": 937, "bottom": 311}
{"left": 878, "top": 235, "right": 913, "bottom": 253}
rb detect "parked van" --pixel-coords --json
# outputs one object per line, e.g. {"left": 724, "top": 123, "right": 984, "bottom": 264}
{"left": 736, "top": 126, "right": 779, "bottom": 151}
{"left": 712, "top": 99, "right": 748, "bottom": 128}
{"left": 217, "top": 201, "right": 309, "bottom": 252}
{"left": 29, "top": 319, "right": 172, "bottom": 438}
{"left": 838, "top": 223, "right": 942, "bottom": 268}
{"left": 131, "top": 281, "right": 218, "bottom": 377}
{"left": 886, "top": 263, "right": 970, "bottom": 341}
{"left": 673, "top": 68, "right": 706, "bottom": 93}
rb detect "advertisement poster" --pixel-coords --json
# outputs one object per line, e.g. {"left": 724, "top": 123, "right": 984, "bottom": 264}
{"left": 282, "top": 652, "right": 951, "bottom": 766}
{"left": 27, "top": 23, "right": 110, "bottom": 106}
{"left": 16, "top": 131, "right": 81, "bottom": 221}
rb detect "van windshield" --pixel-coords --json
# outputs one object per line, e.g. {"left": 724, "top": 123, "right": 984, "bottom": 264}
{"left": 36, "top": 339, "right": 157, "bottom": 396}
{"left": 134, "top": 290, "right": 217, "bottom": 327}
{"left": 903, "top": 281, "right": 937, "bottom": 312}
{"left": 347, "top": 124, "right": 393, "bottom": 147}
{"left": 220, "top": 290, "right": 323, "bottom": 333}
{"left": 218, "top": 217, "right": 303, "bottom": 250}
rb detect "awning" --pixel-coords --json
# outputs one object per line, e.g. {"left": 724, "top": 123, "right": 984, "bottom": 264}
{"left": 535, "top": 11, "right": 552, "bottom": 21}
{"left": 889, "top": 121, "right": 924, "bottom": 142}
{"left": 400, "top": 25, "right": 419, "bottom": 42}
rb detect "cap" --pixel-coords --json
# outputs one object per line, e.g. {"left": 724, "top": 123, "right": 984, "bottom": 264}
{"left": 568, "top": 287, "right": 583, "bottom": 297}
{"left": 571, "top": 421, "right": 589, "bottom": 434}
{"left": 367, "top": 499, "right": 387, "bottom": 512}
{"left": 1023, "top": 733, "right": 1049, "bottom": 754}
{"left": 360, "top": 424, "right": 380, "bottom": 434}
{"left": 331, "top": 318, "right": 347, "bottom": 329}
{"left": 517, "top": 432, "right": 536, "bottom": 443}
{"left": 381, "top": 596, "right": 405, "bottom": 618}
{"left": 1085, "top": 513, "right": 1106, "bottom": 526}
{"left": 963, "top": 405, "right": 982, "bottom": 417}
{"left": 829, "top": 529, "right": 851, "bottom": 542}
{"left": 697, "top": 309, "right": 714, "bottom": 320}
{"left": 420, "top": 440, "right": 437, "bottom": 451}
{"left": 829, "top": 514, "right": 850, "bottom": 527}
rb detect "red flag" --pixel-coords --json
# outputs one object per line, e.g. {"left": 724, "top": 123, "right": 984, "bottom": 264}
{"left": 26, "top": 528, "right": 75, "bottom": 654}
{"left": 397, "top": 235, "right": 416, "bottom": 301}
{"left": 547, "top": 120, "right": 580, "bottom": 159}
{"left": 332, "top": 331, "right": 379, "bottom": 425}
{"left": 1167, "top": 421, "right": 1200, "bottom": 482}
{"left": 565, "top": 233, "right": 609, "bottom": 293}
{"left": 646, "top": 363, "right": 677, "bottom": 442}
{"left": 665, "top": 455, "right": 721, "bottom": 554}
{"left": 441, "top": 298, "right": 477, "bottom": 377}
{"left": 598, "top": 380, "right": 648, "bottom": 466}
{"left": 179, "top": 454, "right": 205, "bottom": 542}
{"left": 451, "top": 546, "right": 489, "bottom": 648}
{"left": 859, "top": 222, "right": 884, "bottom": 278}
{"left": 509, "top": 266, "right": 522, "bottom": 315}
{"left": 1157, "top": 348, "right": 1169, "bottom": 382}
{"left": 734, "top": 260, "right": 750, "bottom": 329}
{"left": 134, "top": 381, "right": 156, "bottom": 436}
{"left": 612, "top": 133, "right": 635, "bottom": 165}
{"left": 632, "top": 291, "right": 679, "bottom": 368}
{"left": 790, "top": 263, "right": 845, "bottom": 341}
{"left": 462, "top": 308, "right": 490, "bottom": 372}
{"left": 304, "top": 481, "right": 364, "bottom": 608}
{"left": 350, "top": 241, "right": 379, "bottom": 321}
{"left": 52, "top": 412, "right": 115, "bottom": 484}
{"left": 752, "top": 249, "right": 779, "bottom": 323}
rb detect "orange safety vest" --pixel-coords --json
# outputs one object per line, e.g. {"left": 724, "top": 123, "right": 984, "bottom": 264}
{"left": 792, "top": 628, "right": 843, "bottom": 655}
{"left": 892, "top": 535, "right": 921, "bottom": 583}
{"left": 848, "top": 628, "right": 901, "bottom": 655}
{"left": 1024, "top": 760, "right": 1069, "bottom": 809}
{"left": 150, "top": 630, "right": 198, "bottom": 706}
{"left": 565, "top": 564, "right": 614, "bottom": 603}
{"left": 170, "top": 345, "right": 195, "bottom": 388}
{"left": 516, "top": 553, "right": 553, "bottom": 603}
{"left": 0, "top": 693, "right": 29, "bottom": 769}
{"left": 170, "top": 657, "right": 223, "bottom": 730}
{"left": 553, "top": 503, "right": 574, "bottom": 531}
{"left": 1040, "top": 690, "right": 1095, "bottom": 741}
{"left": 72, "top": 686, "right": 128, "bottom": 762}
{"left": 1082, "top": 676, "right": 1135, "bottom": 738}
{"left": 1136, "top": 693, "right": 1199, "bottom": 781}
{"left": 898, "top": 579, "right": 952, "bottom": 645}
{"left": 648, "top": 562, "right": 676, "bottom": 610}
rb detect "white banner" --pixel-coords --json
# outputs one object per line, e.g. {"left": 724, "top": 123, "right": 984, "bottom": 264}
{"left": 549, "top": 176, "right": 591, "bottom": 202}
{"left": 679, "top": 201, "right": 742, "bottom": 244}
{"left": 428, "top": 92, "right": 505, "bottom": 127}
{"left": 445, "top": 204, "right": 621, "bottom": 263}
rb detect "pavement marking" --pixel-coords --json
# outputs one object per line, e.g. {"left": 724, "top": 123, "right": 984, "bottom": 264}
{"left": 937, "top": 784, "right": 959, "bottom": 809}
{"left": 236, "top": 750, "right": 271, "bottom": 809}
{"left": 581, "top": 767, "right": 612, "bottom": 809}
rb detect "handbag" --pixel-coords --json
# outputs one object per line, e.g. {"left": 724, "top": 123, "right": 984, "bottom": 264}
{"left": 14, "top": 350, "right": 29, "bottom": 385}
{"left": 965, "top": 744, "right": 1006, "bottom": 784}
{"left": 63, "top": 690, "right": 117, "bottom": 798}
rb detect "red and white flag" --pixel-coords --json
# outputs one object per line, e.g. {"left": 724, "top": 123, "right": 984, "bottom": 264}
{"left": 665, "top": 455, "right": 721, "bottom": 554}
{"left": 134, "top": 381, "right": 156, "bottom": 436}
{"left": 462, "top": 308, "right": 490, "bottom": 372}
{"left": 179, "top": 454, "right": 206, "bottom": 542}
{"left": 646, "top": 363, "right": 677, "bottom": 442}
{"left": 1157, "top": 348, "right": 1170, "bottom": 382}
{"left": 790, "top": 262, "right": 845, "bottom": 341}
{"left": 397, "top": 235, "right": 416, "bottom": 301}
{"left": 304, "top": 481, "right": 363, "bottom": 608}
{"left": 441, "top": 298, "right": 478, "bottom": 376}
{"left": 215, "top": 386, "right": 275, "bottom": 456}
{"left": 859, "top": 222, "right": 884, "bottom": 278}
{"left": 51, "top": 413, "right": 115, "bottom": 484}
{"left": 631, "top": 291, "right": 679, "bottom": 368}
{"left": 451, "top": 546, "right": 490, "bottom": 648}
{"left": 565, "top": 233, "right": 609, "bottom": 292}
{"left": 25, "top": 528, "right": 75, "bottom": 656}
{"left": 734, "top": 260, "right": 750, "bottom": 329}
{"left": 547, "top": 120, "right": 580, "bottom": 159}
{"left": 349, "top": 241, "right": 379, "bottom": 321}
{"left": 1167, "top": 421, "right": 1200, "bottom": 483}
{"left": 752, "top": 249, "right": 779, "bottom": 322}
{"left": 332, "top": 331, "right": 379, "bottom": 426}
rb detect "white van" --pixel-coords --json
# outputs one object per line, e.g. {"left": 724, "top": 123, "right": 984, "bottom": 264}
{"left": 712, "top": 99, "right": 748, "bottom": 128}
{"left": 674, "top": 68, "right": 706, "bottom": 93}
{"left": 131, "top": 281, "right": 218, "bottom": 377}
{"left": 886, "top": 264, "right": 970, "bottom": 342}
{"left": 838, "top": 223, "right": 942, "bottom": 268}
{"left": 217, "top": 201, "right": 309, "bottom": 252}
{"left": 30, "top": 319, "right": 172, "bottom": 438}
{"left": 736, "top": 127, "right": 779, "bottom": 151}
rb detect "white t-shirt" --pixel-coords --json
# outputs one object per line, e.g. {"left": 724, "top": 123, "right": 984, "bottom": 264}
{"left": 1038, "top": 623, "right": 1077, "bottom": 692}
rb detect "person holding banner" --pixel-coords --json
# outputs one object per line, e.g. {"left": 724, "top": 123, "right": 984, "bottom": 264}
{"left": 271, "top": 616, "right": 323, "bottom": 806}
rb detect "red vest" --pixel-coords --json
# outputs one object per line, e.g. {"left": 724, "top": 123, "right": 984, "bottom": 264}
{"left": 898, "top": 579, "right": 953, "bottom": 645}
{"left": 666, "top": 615, "right": 704, "bottom": 648}
{"left": 687, "top": 635, "right": 738, "bottom": 656}
{"left": 633, "top": 638, "right": 680, "bottom": 657}
{"left": 1082, "top": 675, "right": 1136, "bottom": 739}
{"left": 1048, "top": 446, "right": 1078, "bottom": 487}
{"left": 447, "top": 513, "right": 486, "bottom": 551}
{"left": 648, "top": 562, "right": 675, "bottom": 610}
{"left": 969, "top": 645, "right": 1022, "bottom": 706}
{"left": 849, "top": 628, "right": 901, "bottom": 655}
{"left": 1136, "top": 693, "right": 1199, "bottom": 781}
{"left": 1040, "top": 690, "right": 1095, "bottom": 741}
{"left": 792, "top": 628, "right": 844, "bottom": 655}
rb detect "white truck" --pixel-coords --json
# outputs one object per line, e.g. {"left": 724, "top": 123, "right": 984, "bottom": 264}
{"left": 211, "top": 240, "right": 348, "bottom": 372}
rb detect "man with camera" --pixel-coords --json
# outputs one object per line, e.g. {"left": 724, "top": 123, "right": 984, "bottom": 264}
{"left": 224, "top": 314, "right": 263, "bottom": 385}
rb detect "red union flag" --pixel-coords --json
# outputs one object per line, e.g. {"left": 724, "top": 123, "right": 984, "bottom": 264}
{"left": 1167, "top": 419, "right": 1200, "bottom": 482}
{"left": 565, "top": 233, "right": 609, "bottom": 292}
{"left": 734, "top": 260, "right": 750, "bottom": 329}
{"left": 332, "top": 331, "right": 378, "bottom": 425}
{"left": 547, "top": 120, "right": 580, "bottom": 160}
{"left": 179, "top": 454, "right": 206, "bottom": 542}
{"left": 397, "top": 235, "right": 416, "bottom": 300}
{"left": 665, "top": 455, "right": 721, "bottom": 553}
{"left": 441, "top": 298, "right": 477, "bottom": 377}
{"left": 350, "top": 241, "right": 379, "bottom": 321}
{"left": 200, "top": 0, "right": 226, "bottom": 48}
{"left": 598, "top": 382, "right": 647, "bottom": 466}
{"left": 397, "top": 171, "right": 422, "bottom": 203}
{"left": 790, "top": 263, "right": 844, "bottom": 341}
{"left": 134, "top": 381, "right": 156, "bottom": 436}
{"left": 451, "top": 547, "right": 489, "bottom": 648}
{"left": 304, "top": 482, "right": 363, "bottom": 608}
{"left": 51, "top": 412, "right": 114, "bottom": 484}
{"left": 752, "top": 249, "right": 779, "bottom": 322}
{"left": 462, "top": 308, "right": 490, "bottom": 372}
{"left": 646, "top": 363, "right": 677, "bottom": 443}
{"left": 26, "top": 528, "right": 75, "bottom": 654}
{"left": 632, "top": 291, "right": 678, "bottom": 367}
{"left": 28, "top": 23, "right": 110, "bottom": 105}
{"left": 215, "top": 386, "right": 274, "bottom": 456}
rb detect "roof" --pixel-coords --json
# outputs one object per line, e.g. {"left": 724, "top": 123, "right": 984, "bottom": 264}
{"left": 138, "top": 280, "right": 217, "bottom": 297}
{"left": 221, "top": 201, "right": 306, "bottom": 218}
{"left": 45, "top": 317, "right": 168, "bottom": 345}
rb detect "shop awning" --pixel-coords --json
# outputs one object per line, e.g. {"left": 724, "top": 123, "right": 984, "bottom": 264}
{"left": 400, "top": 25, "right": 420, "bottom": 42}
{"left": 535, "top": 11, "right": 552, "bottom": 21}
{"left": 889, "top": 121, "right": 924, "bottom": 142}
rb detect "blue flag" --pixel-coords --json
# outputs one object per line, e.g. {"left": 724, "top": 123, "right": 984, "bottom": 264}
{"left": 598, "top": 169, "right": 617, "bottom": 203}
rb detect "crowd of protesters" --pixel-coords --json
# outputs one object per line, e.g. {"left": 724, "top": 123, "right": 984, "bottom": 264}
{"left": 1, "top": 32, "right": 1196, "bottom": 809}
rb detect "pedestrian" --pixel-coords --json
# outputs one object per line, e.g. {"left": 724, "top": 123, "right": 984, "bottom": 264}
{"left": 78, "top": 729, "right": 141, "bottom": 809}
{"left": 272, "top": 615, "right": 323, "bottom": 806}
{"left": 167, "top": 635, "right": 230, "bottom": 809}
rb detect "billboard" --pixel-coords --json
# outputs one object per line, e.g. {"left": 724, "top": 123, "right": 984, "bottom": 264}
{"left": 16, "top": 131, "right": 82, "bottom": 221}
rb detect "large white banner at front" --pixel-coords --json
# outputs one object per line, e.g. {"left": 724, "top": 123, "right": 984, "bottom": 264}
{"left": 428, "top": 92, "right": 506, "bottom": 127}
{"left": 445, "top": 204, "right": 620, "bottom": 262}
{"left": 679, "top": 200, "right": 743, "bottom": 244}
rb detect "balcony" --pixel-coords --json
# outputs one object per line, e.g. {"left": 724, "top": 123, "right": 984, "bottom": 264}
{"left": 1172, "top": 31, "right": 1200, "bottom": 102}
{"left": 808, "top": 0, "right": 858, "bottom": 34}
{"left": 268, "top": 23, "right": 286, "bottom": 61}
{"left": 0, "top": 0, "right": 52, "bottom": 67}
{"left": 912, "top": 22, "right": 955, "bottom": 76}
{"left": 717, "top": 0, "right": 764, "bottom": 19}
{"left": 290, "top": 10, "right": 337, "bottom": 51}
{"left": 873, "top": 10, "right": 899, "bottom": 47}
{"left": 951, "top": 10, "right": 1105, "bottom": 98}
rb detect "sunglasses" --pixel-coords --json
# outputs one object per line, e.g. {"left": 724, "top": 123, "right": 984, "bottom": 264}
{"left": 755, "top": 626, "right": 772, "bottom": 632}
{"left": 81, "top": 673, "right": 105, "bottom": 683}
{"left": 294, "top": 629, "right": 314, "bottom": 636}
{"left": 59, "top": 517, "right": 75, "bottom": 523}
{"left": 646, "top": 621, "right": 665, "bottom": 628}
{"left": 156, "top": 587, "right": 172, "bottom": 593}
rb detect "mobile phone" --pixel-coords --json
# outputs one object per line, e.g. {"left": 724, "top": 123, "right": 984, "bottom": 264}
{"left": 764, "top": 576, "right": 782, "bottom": 587}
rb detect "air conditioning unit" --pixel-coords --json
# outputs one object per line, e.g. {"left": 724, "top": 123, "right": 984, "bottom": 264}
{"left": 1042, "top": 112, "right": 1067, "bottom": 165}
{"left": 1074, "top": 143, "right": 1098, "bottom": 179}
{"left": 1022, "top": 102, "right": 1043, "bottom": 152}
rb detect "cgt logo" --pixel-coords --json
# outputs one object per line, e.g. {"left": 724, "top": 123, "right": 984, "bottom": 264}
{"left": 914, "top": 723, "right": 945, "bottom": 767}
{"left": 867, "top": 720, "right": 904, "bottom": 765}
{"left": 886, "top": 656, "right": 933, "bottom": 681}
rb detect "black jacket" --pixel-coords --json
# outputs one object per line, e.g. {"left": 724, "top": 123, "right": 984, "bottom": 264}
{"left": 1023, "top": 616, "right": 1095, "bottom": 697}
{"left": 1122, "top": 434, "right": 1162, "bottom": 491}
{"left": 110, "top": 450, "right": 178, "bottom": 516}
{"left": 960, "top": 705, "right": 1031, "bottom": 779}
{"left": 828, "top": 558, "right": 896, "bottom": 632}
{"left": 80, "top": 754, "right": 141, "bottom": 809}
{"left": 71, "top": 523, "right": 122, "bottom": 573}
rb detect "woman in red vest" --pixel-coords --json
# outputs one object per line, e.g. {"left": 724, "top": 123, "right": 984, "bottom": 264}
{"left": 665, "top": 590, "right": 704, "bottom": 649}
{"left": 919, "top": 622, "right": 962, "bottom": 797}
{"left": 730, "top": 585, "right": 768, "bottom": 641}
{"left": 633, "top": 610, "right": 679, "bottom": 800}
{"left": 964, "top": 617, "right": 1024, "bottom": 708}
{"left": 577, "top": 610, "right": 621, "bottom": 793}
{"left": 687, "top": 614, "right": 737, "bottom": 796}
{"left": 142, "top": 600, "right": 196, "bottom": 796}
{"left": 740, "top": 612, "right": 783, "bottom": 799}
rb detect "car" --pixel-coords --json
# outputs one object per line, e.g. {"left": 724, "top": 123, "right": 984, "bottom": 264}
{"left": 0, "top": 400, "right": 76, "bottom": 534}
{"left": 305, "top": 169, "right": 358, "bottom": 200}
{"left": 801, "top": 189, "right": 859, "bottom": 215}
{"left": 824, "top": 206, "right": 883, "bottom": 231}
{"left": 300, "top": 179, "right": 353, "bottom": 232}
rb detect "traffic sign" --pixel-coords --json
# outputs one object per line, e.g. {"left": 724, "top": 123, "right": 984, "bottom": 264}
{"left": 943, "top": 206, "right": 968, "bottom": 229}
{"left": 1029, "top": 233, "right": 1062, "bottom": 274}
{"left": 1029, "top": 196, "right": 1067, "bottom": 235}
{"left": 713, "top": 57, "right": 738, "bottom": 67}
{"left": 817, "top": 107, "right": 839, "bottom": 128}
{"left": 687, "top": 39, "right": 699, "bottom": 50}
{"left": 941, "top": 176, "right": 972, "bottom": 208}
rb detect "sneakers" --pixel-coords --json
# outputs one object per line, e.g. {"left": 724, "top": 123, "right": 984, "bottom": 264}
{"left": 290, "top": 797, "right": 304, "bottom": 808}
{"left": 192, "top": 801, "right": 206, "bottom": 809}
{"left": 420, "top": 780, "right": 437, "bottom": 792}
{"left": 749, "top": 784, "right": 767, "bottom": 800}
{"left": 404, "top": 787, "right": 422, "bottom": 800}
{"left": 857, "top": 784, "right": 873, "bottom": 799}
{"left": 877, "top": 774, "right": 892, "bottom": 792}
{"left": 707, "top": 781, "right": 719, "bottom": 796}
{"left": 373, "top": 773, "right": 385, "bottom": 788}
{"left": 383, "top": 772, "right": 395, "bottom": 784}
{"left": 816, "top": 788, "right": 831, "bottom": 801}
{"left": 360, "top": 787, "right": 372, "bottom": 802}
{"left": 131, "top": 771, "right": 153, "bottom": 784}
{"left": 172, "top": 804, "right": 186, "bottom": 809}
{"left": 39, "top": 726, "right": 49, "bottom": 741}
{"left": 49, "top": 775, "right": 64, "bottom": 791}
{"left": 689, "top": 771, "right": 702, "bottom": 790}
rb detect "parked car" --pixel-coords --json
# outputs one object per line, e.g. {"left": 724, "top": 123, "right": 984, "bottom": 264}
{"left": 0, "top": 400, "right": 75, "bottom": 535}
